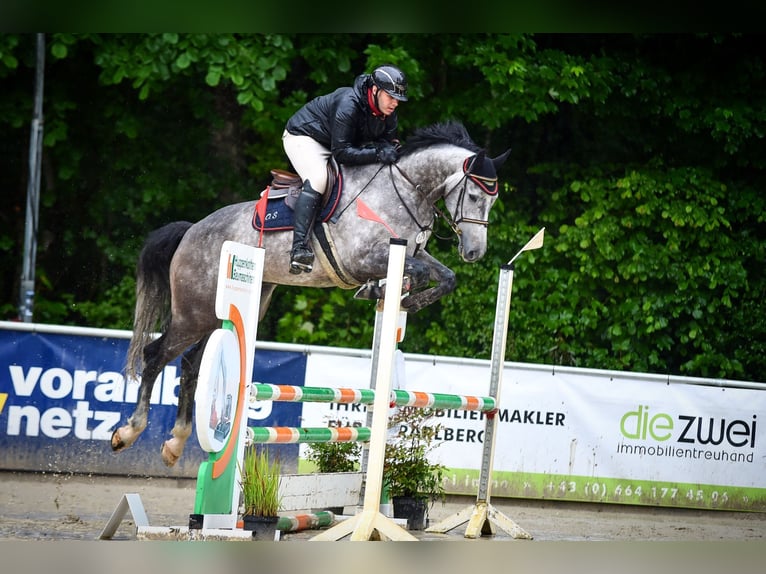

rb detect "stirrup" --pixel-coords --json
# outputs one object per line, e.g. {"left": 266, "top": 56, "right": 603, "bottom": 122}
{"left": 289, "top": 247, "right": 314, "bottom": 274}
{"left": 289, "top": 259, "right": 313, "bottom": 274}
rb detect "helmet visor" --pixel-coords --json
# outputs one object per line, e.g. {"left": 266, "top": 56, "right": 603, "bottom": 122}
{"left": 373, "top": 67, "right": 408, "bottom": 101}
{"left": 384, "top": 84, "right": 408, "bottom": 101}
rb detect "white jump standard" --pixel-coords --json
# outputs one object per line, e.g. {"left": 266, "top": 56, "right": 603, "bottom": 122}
{"left": 426, "top": 228, "right": 544, "bottom": 539}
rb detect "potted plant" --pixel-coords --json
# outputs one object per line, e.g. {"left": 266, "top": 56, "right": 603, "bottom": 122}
{"left": 305, "top": 441, "right": 361, "bottom": 473}
{"left": 239, "top": 444, "right": 282, "bottom": 539}
{"left": 305, "top": 441, "right": 362, "bottom": 513}
{"left": 383, "top": 407, "right": 446, "bottom": 530}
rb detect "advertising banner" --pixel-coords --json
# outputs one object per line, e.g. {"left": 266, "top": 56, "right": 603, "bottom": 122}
{"left": 300, "top": 353, "right": 766, "bottom": 511}
{"left": 0, "top": 328, "right": 304, "bottom": 476}
{"left": 2, "top": 323, "right": 764, "bottom": 511}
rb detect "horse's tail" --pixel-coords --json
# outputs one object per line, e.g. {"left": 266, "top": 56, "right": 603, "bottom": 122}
{"left": 125, "top": 221, "right": 194, "bottom": 380}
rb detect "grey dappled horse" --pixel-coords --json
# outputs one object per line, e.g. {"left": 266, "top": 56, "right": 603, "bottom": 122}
{"left": 112, "top": 122, "right": 511, "bottom": 466}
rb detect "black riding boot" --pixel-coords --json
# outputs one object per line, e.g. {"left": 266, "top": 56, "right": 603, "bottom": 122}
{"left": 289, "top": 181, "right": 322, "bottom": 274}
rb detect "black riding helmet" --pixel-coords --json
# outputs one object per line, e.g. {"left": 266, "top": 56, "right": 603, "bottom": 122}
{"left": 371, "top": 65, "right": 408, "bottom": 101}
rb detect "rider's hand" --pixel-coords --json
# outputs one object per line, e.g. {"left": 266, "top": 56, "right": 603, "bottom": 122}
{"left": 376, "top": 143, "right": 398, "bottom": 164}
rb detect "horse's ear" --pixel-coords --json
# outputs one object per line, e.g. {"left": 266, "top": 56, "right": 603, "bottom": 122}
{"left": 470, "top": 150, "right": 486, "bottom": 172}
{"left": 492, "top": 148, "right": 512, "bottom": 171}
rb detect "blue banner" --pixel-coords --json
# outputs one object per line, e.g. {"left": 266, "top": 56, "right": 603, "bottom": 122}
{"left": 0, "top": 329, "right": 305, "bottom": 477}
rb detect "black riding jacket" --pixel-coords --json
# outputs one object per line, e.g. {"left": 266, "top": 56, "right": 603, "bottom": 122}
{"left": 285, "top": 74, "right": 399, "bottom": 165}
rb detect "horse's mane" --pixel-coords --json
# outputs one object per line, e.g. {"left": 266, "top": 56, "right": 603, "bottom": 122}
{"left": 399, "top": 121, "right": 482, "bottom": 156}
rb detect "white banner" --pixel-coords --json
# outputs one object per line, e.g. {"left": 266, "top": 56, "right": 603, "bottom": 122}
{"left": 300, "top": 352, "right": 766, "bottom": 511}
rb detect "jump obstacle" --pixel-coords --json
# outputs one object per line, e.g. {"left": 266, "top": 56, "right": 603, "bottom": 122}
{"left": 100, "top": 229, "right": 544, "bottom": 541}
{"left": 101, "top": 239, "right": 413, "bottom": 540}
{"left": 425, "top": 227, "right": 544, "bottom": 539}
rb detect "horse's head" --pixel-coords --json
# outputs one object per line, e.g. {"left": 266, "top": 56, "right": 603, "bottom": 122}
{"left": 396, "top": 122, "right": 511, "bottom": 262}
{"left": 443, "top": 148, "right": 511, "bottom": 262}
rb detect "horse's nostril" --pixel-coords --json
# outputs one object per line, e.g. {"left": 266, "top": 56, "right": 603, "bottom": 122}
{"left": 461, "top": 246, "right": 486, "bottom": 262}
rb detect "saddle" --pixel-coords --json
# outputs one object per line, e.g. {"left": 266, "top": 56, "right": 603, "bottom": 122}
{"left": 252, "top": 158, "right": 343, "bottom": 232}
{"left": 265, "top": 160, "right": 339, "bottom": 210}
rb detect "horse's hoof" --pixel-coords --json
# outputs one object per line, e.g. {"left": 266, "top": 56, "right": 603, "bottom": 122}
{"left": 161, "top": 441, "right": 182, "bottom": 467}
{"left": 111, "top": 429, "right": 127, "bottom": 452}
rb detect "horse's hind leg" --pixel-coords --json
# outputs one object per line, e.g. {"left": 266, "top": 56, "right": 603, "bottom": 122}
{"left": 111, "top": 333, "right": 176, "bottom": 452}
{"left": 161, "top": 335, "right": 208, "bottom": 467}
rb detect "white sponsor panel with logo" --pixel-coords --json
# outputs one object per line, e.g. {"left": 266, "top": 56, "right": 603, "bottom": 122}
{"left": 301, "top": 352, "right": 765, "bottom": 510}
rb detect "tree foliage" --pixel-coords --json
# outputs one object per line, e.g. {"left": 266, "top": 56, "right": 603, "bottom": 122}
{"left": 2, "top": 33, "right": 764, "bottom": 382}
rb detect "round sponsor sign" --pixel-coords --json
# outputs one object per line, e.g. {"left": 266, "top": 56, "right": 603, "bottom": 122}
{"left": 194, "top": 328, "right": 240, "bottom": 453}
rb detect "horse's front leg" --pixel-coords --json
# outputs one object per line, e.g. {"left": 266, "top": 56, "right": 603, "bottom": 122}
{"left": 352, "top": 250, "right": 449, "bottom": 309}
{"left": 161, "top": 336, "right": 207, "bottom": 466}
{"left": 353, "top": 251, "right": 424, "bottom": 301}
{"left": 400, "top": 251, "right": 456, "bottom": 313}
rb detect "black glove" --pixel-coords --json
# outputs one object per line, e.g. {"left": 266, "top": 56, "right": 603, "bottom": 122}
{"left": 376, "top": 142, "right": 398, "bottom": 164}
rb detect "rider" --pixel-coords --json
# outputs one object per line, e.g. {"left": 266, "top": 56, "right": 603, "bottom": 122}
{"left": 282, "top": 64, "right": 408, "bottom": 274}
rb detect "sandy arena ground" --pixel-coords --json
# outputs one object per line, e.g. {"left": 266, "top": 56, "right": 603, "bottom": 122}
{"left": 1, "top": 470, "right": 764, "bottom": 542}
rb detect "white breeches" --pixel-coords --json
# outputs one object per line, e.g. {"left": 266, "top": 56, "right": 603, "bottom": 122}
{"left": 282, "top": 130, "right": 332, "bottom": 194}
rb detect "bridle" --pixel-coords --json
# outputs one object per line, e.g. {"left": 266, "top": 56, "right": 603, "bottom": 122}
{"left": 452, "top": 155, "right": 499, "bottom": 228}
{"left": 391, "top": 154, "right": 498, "bottom": 238}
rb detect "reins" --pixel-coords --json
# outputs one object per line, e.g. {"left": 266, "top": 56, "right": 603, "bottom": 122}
{"left": 331, "top": 154, "right": 496, "bottom": 245}
{"left": 329, "top": 163, "right": 387, "bottom": 223}
{"left": 391, "top": 164, "right": 459, "bottom": 241}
